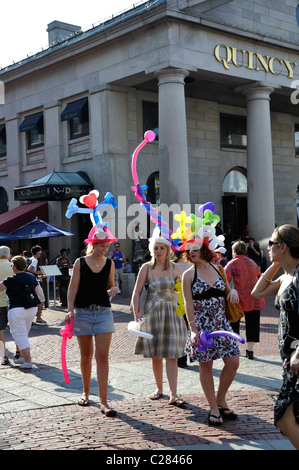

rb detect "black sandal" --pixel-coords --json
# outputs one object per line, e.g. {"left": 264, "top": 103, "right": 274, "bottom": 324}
{"left": 208, "top": 412, "right": 223, "bottom": 425}
{"left": 1, "top": 356, "right": 9, "bottom": 365}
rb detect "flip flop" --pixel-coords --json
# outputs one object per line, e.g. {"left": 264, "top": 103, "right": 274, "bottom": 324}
{"left": 101, "top": 405, "right": 117, "bottom": 417}
{"left": 208, "top": 412, "right": 223, "bottom": 425}
{"left": 219, "top": 407, "right": 238, "bottom": 420}
{"left": 168, "top": 397, "right": 186, "bottom": 408}
{"left": 78, "top": 397, "right": 89, "bottom": 406}
{"left": 149, "top": 391, "right": 163, "bottom": 400}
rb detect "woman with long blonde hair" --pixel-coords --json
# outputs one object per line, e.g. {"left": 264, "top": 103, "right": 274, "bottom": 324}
{"left": 131, "top": 229, "right": 187, "bottom": 406}
{"left": 66, "top": 229, "right": 119, "bottom": 416}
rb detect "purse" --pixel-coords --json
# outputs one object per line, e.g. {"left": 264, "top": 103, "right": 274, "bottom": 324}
{"left": 130, "top": 264, "right": 149, "bottom": 316}
{"left": 218, "top": 265, "right": 244, "bottom": 322}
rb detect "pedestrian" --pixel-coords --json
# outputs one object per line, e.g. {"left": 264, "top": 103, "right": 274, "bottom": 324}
{"left": 123, "top": 258, "right": 132, "bottom": 273}
{"left": 0, "top": 255, "right": 40, "bottom": 369}
{"left": 252, "top": 224, "right": 299, "bottom": 450}
{"left": 132, "top": 228, "right": 187, "bottom": 407}
{"left": 27, "top": 245, "right": 47, "bottom": 324}
{"left": 214, "top": 247, "right": 228, "bottom": 267}
{"left": 108, "top": 242, "right": 126, "bottom": 294}
{"left": 66, "top": 229, "right": 119, "bottom": 416}
{"left": 247, "top": 237, "right": 262, "bottom": 268}
{"left": 56, "top": 248, "right": 72, "bottom": 306}
{"left": 0, "top": 246, "right": 13, "bottom": 365}
{"left": 181, "top": 237, "right": 240, "bottom": 425}
{"left": 225, "top": 241, "right": 265, "bottom": 359}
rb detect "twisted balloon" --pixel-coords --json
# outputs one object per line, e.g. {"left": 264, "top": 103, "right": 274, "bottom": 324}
{"left": 196, "top": 330, "right": 245, "bottom": 352}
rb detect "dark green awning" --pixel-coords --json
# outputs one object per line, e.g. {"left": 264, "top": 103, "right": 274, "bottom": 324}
{"left": 61, "top": 98, "right": 88, "bottom": 121}
{"left": 19, "top": 112, "right": 43, "bottom": 132}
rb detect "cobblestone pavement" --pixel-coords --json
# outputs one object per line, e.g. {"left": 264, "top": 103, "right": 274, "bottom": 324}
{"left": 0, "top": 296, "right": 295, "bottom": 452}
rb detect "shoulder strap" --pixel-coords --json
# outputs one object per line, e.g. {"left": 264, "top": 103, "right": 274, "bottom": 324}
{"left": 192, "top": 265, "right": 197, "bottom": 286}
{"left": 209, "top": 262, "right": 221, "bottom": 276}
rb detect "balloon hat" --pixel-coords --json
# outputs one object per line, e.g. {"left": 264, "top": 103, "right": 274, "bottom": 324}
{"left": 65, "top": 189, "right": 118, "bottom": 244}
{"left": 84, "top": 226, "right": 117, "bottom": 245}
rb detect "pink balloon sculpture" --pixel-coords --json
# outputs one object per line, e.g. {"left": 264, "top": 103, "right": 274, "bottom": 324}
{"left": 60, "top": 317, "right": 74, "bottom": 384}
{"left": 131, "top": 130, "right": 180, "bottom": 249}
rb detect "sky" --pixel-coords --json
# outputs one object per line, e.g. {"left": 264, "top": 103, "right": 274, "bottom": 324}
{"left": 0, "top": 0, "right": 146, "bottom": 69}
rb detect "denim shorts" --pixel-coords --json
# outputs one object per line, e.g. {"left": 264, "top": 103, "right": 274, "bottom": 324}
{"left": 73, "top": 307, "right": 115, "bottom": 336}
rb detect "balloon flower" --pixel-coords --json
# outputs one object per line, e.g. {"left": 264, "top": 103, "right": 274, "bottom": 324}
{"left": 131, "top": 130, "right": 181, "bottom": 251}
{"left": 197, "top": 330, "right": 245, "bottom": 352}
{"left": 60, "top": 317, "right": 75, "bottom": 384}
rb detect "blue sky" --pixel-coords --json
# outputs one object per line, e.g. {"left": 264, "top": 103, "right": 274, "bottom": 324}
{"left": 0, "top": 1, "right": 146, "bottom": 68}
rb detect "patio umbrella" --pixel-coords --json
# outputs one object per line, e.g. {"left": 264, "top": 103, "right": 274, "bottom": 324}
{"left": 9, "top": 218, "right": 75, "bottom": 239}
{"left": 0, "top": 232, "right": 21, "bottom": 240}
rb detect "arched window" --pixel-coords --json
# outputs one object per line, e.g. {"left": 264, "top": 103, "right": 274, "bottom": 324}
{"left": 222, "top": 169, "right": 247, "bottom": 194}
{"left": 146, "top": 171, "right": 160, "bottom": 205}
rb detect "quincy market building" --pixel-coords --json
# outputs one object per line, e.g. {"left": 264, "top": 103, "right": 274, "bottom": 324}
{"left": 0, "top": 0, "right": 299, "bottom": 260}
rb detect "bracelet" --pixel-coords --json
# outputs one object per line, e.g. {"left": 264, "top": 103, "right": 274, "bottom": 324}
{"left": 262, "top": 275, "right": 272, "bottom": 282}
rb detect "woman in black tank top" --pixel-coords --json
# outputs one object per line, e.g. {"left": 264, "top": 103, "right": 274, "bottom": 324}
{"left": 66, "top": 230, "right": 119, "bottom": 416}
{"left": 252, "top": 224, "right": 299, "bottom": 450}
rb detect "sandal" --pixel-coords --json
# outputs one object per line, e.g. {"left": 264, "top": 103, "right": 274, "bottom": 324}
{"left": 78, "top": 397, "right": 89, "bottom": 406}
{"left": 219, "top": 407, "right": 238, "bottom": 420}
{"left": 149, "top": 391, "right": 163, "bottom": 400}
{"left": 208, "top": 412, "right": 223, "bottom": 426}
{"left": 169, "top": 397, "right": 186, "bottom": 408}
{"left": 101, "top": 405, "right": 117, "bottom": 417}
{"left": 1, "top": 356, "right": 9, "bottom": 366}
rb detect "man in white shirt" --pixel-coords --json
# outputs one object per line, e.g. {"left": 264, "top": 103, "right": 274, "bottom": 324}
{"left": 27, "top": 245, "right": 46, "bottom": 324}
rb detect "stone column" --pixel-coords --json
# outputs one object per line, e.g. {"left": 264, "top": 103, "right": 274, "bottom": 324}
{"left": 242, "top": 84, "right": 275, "bottom": 243}
{"left": 154, "top": 69, "right": 190, "bottom": 208}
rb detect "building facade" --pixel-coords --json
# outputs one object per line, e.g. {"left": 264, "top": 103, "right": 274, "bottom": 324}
{"left": 0, "top": 0, "right": 298, "bottom": 260}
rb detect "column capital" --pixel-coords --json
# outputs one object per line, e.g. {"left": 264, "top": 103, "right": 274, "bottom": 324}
{"left": 153, "top": 68, "right": 189, "bottom": 85}
{"left": 236, "top": 81, "right": 278, "bottom": 101}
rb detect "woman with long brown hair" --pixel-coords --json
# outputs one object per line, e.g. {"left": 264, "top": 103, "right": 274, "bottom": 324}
{"left": 252, "top": 224, "right": 299, "bottom": 449}
{"left": 182, "top": 237, "right": 240, "bottom": 425}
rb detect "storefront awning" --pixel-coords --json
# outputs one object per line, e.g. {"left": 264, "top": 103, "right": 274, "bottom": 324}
{"left": 0, "top": 202, "right": 48, "bottom": 233}
{"left": 61, "top": 98, "right": 88, "bottom": 121}
{"left": 14, "top": 171, "right": 93, "bottom": 201}
{"left": 19, "top": 112, "right": 43, "bottom": 132}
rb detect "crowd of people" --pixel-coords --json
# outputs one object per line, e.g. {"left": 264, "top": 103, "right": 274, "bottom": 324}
{"left": 0, "top": 221, "right": 298, "bottom": 449}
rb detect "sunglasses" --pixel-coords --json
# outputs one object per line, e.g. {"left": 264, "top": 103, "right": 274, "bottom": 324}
{"left": 268, "top": 240, "right": 280, "bottom": 247}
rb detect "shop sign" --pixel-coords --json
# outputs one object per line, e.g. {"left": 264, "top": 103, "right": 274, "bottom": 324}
{"left": 214, "top": 44, "right": 297, "bottom": 79}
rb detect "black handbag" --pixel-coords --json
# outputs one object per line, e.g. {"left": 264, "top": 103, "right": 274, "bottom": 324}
{"left": 22, "top": 283, "right": 40, "bottom": 309}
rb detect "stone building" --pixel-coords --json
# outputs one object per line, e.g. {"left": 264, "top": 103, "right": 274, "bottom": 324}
{"left": 0, "top": 0, "right": 298, "bottom": 261}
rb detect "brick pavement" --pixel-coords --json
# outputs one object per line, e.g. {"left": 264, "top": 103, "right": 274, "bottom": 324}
{"left": 0, "top": 296, "right": 294, "bottom": 451}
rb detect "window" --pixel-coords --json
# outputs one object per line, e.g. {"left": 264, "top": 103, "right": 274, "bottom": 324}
{"left": 142, "top": 101, "right": 158, "bottom": 138}
{"left": 20, "top": 112, "right": 44, "bottom": 150}
{"left": 222, "top": 169, "right": 247, "bottom": 193}
{"left": 61, "top": 98, "right": 89, "bottom": 140}
{"left": 0, "top": 124, "right": 6, "bottom": 157}
{"left": 220, "top": 113, "right": 247, "bottom": 149}
{"left": 295, "top": 124, "right": 299, "bottom": 156}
